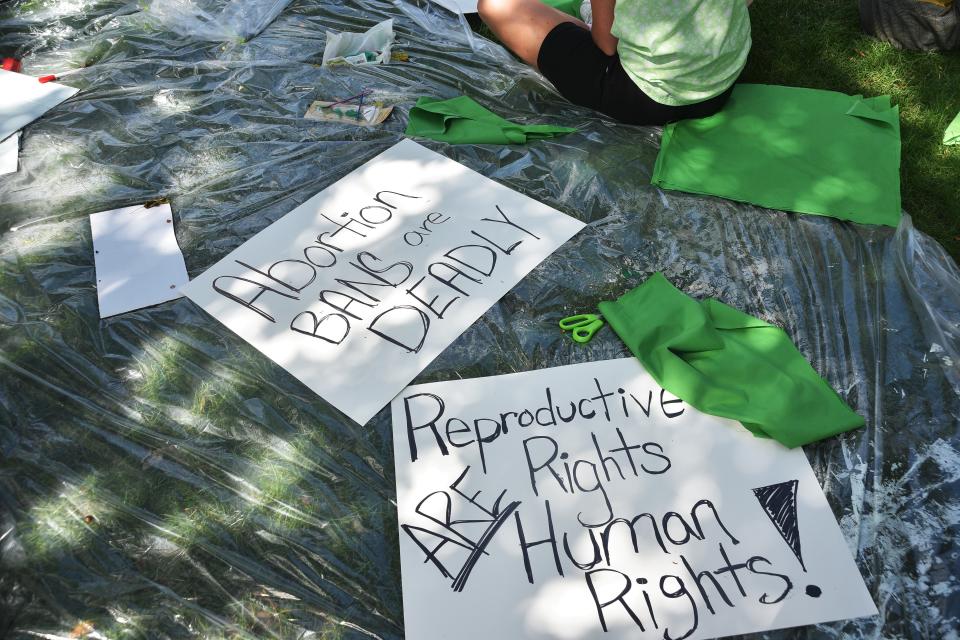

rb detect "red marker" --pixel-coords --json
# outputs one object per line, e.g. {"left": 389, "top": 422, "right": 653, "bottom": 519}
{"left": 37, "top": 69, "right": 82, "bottom": 83}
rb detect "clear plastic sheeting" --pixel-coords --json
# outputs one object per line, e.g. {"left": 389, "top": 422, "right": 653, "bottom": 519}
{"left": 0, "top": 0, "right": 958, "bottom": 638}
{"left": 143, "top": 0, "right": 296, "bottom": 43}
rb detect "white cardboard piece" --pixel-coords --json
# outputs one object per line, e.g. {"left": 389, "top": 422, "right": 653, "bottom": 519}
{"left": 180, "top": 139, "right": 584, "bottom": 425}
{"left": 0, "top": 133, "right": 19, "bottom": 176}
{"left": 391, "top": 358, "right": 878, "bottom": 640}
{"left": 91, "top": 203, "right": 189, "bottom": 318}
{"left": 0, "top": 69, "right": 79, "bottom": 142}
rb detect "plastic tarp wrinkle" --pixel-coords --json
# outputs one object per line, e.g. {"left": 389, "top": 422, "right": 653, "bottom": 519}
{"left": 0, "top": 0, "right": 959, "bottom": 638}
{"left": 143, "top": 0, "right": 295, "bottom": 42}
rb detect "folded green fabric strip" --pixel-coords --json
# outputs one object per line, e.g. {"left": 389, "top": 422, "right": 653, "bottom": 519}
{"left": 405, "top": 95, "right": 576, "bottom": 145}
{"left": 652, "top": 84, "right": 902, "bottom": 227}
{"left": 597, "top": 273, "right": 865, "bottom": 448}
{"left": 945, "top": 111, "right": 960, "bottom": 145}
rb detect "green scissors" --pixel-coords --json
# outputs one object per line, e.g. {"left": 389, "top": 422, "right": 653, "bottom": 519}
{"left": 559, "top": 313, "right": 605, "bottom": 344}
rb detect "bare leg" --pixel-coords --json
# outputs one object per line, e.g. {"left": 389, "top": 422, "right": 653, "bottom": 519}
{"left": 478, "top": 0, "right": 587, "bottom": 69}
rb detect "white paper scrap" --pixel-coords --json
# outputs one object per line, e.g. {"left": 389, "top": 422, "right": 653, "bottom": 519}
{"left": 391, "top": 357, "right": 878, "bottom": 640}
{"left": 0, "top": 133, "right": 18, "bottom": 176}
{"left": 91, "top": 203, "right": 189, "bottom": 318}
{"left": 0, "top": 69, "right": 79, "bottom": 142}
{"left": 181, "top": 139, "right": 585, "bottom": 425}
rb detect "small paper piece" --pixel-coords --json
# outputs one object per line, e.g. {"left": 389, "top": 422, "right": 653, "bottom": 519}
{"left": 0, "top": 132, "right": 19, "bottom": 176}
{"left": 180, "top": 139, "right": 585, "bottom": 425}
{"left": 91, "top": 203, "right": 189, "bottom": 318}
{"left": 391, "top": 357, "right": 878, "bottom": 640}
{"left": 322, "top": 19, "right": 394, "bottom": 67}
{"left": 0, "top": 69, "right": 79, "bottom": 142}
{"left": 305, "top": 99, "right": 393, "bottom": 126}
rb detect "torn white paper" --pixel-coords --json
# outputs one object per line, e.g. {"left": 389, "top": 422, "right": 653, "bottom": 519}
{"left": 0, "top": 69, "right": 79, "bottom": 142}
{"left": 0, "top": 133, "right": 18, "bottom": 176}
{"left": 91, "top": 203, "right": 189, "bottom": 318}
{"left": 180, "top": 139, "right": 585, "bottom": 425}
{"left": 391, "top": 357, "right": 878, "bottom": 640}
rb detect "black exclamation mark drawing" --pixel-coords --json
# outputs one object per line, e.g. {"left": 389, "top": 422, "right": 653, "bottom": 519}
{"left": 752, "top": 480, "right": 822, "bottom": 598}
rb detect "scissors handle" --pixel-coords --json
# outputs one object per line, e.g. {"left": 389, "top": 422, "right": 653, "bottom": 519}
{"left": 571, "top": 325, "right": 598, "bottom": 343}
{"left": 559, "top": 313, "right": 604, "bottom": 344}
{"left": 559, "top": 314, "right": 597, "bottom": 330}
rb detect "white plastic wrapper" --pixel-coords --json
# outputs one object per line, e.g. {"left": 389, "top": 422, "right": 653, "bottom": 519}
{"left": 322, "top": 19, "right": 395, "bottom": 66}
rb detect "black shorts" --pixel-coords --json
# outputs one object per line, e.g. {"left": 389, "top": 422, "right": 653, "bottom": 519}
{"left": 536, "top": 22, "right": 735, "bottom": 126}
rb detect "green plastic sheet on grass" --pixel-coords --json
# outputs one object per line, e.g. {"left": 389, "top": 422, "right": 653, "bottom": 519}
{"left": 945, "top": 111, "right": 960, "bottom": 145}
{"left": 598, "top": 273, "right": 865, "bottom": 448}
{"left": 2, "top": 0, "right": 960, "bottom": 638}
{"left": 405, "top": 95, "right": 576, "bottom": 144}
{"left": 652, "top": 84, "right": 903, "bottom": 227}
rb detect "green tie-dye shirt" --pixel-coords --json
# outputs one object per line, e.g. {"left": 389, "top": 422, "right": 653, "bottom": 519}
{"left": 611, "top": 0, "right": 752, "bottom": 106}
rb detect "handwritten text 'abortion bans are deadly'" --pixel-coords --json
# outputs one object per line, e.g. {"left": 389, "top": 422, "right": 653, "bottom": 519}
{"left": 181, "top": 140, "right": 584, "bottom": 424}
{"left": 391, "top": 358, "right": 877, "bottom": 640}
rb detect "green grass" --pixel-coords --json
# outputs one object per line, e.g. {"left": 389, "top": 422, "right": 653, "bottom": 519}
{"left": 475, "top": 1, "right": 960, "bottom": 261}
{"left": 742, "top": 0, "right": 960, "bottom": 261}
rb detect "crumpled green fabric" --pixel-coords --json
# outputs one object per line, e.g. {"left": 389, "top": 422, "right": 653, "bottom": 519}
{"left": 404, "top": 95, "right": 576, "bottom": 144}
{"left": 945, "top": 111, "right": 960, "bottom": 145}
{"left": 597, "top": 273, "right": 865, "bottom": 448}
{"left": 652, "top": 84, "right": 902, "bottom": 227}
{"left": 541, "top": 0, "right": 582, "bottom": 18}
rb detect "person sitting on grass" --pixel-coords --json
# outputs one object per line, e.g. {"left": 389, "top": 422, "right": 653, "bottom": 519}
{"left": 477, "top": 0, "right": 753, "bottom": 126}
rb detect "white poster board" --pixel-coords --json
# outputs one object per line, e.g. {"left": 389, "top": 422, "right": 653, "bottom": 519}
{"left": 391, "top": 358, "right": 877, "bottom": 640}
{"left": 181, "top": 140, "right": 584, "bottom": 425}
{"left": 0, "top": 70, "right": 78, "bottom": 142}
{"left": 91, "top": 203, "right": 189, "bottom": 318}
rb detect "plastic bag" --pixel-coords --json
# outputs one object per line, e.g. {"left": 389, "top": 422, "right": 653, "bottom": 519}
{"left": 322, "top": 19, "right": 395, "bottom": 67}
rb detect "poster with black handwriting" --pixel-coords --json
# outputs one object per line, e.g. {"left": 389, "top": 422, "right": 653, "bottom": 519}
{"left": 390, "top": 358, "right": 877, "bottom": 639}
{"left": 181, "top": 140, "right": 584, "bottom": 425}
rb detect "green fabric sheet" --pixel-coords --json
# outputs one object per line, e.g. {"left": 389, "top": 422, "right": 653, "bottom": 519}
{"left": 541, "top": 0, "right": 582, "bottom": 18}
{"left": 405, "top": 95, "right": 576, "bottom": 144}
{"left": 597, "top": 273, "right": 865, "bottom": 448}
{"left": 652, "top": 84, "right": 902, "bottom": 227}
{"left": 945, "top": 111, "right": 960, "bottom": 145}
